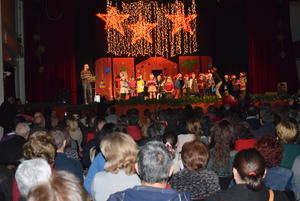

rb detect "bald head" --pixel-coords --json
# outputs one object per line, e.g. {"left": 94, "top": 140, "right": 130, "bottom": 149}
{"left": 15, "top": 123, "right": 30, "bottom": 139}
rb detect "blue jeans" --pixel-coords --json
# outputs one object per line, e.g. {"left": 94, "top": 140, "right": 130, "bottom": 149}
{"left": 82, "top": 81, "right": 92, "bottom": 103}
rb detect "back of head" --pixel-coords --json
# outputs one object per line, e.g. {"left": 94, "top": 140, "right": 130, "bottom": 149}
{"left": 233, "top": 122, "right": 251, "bottom": 139}
{"left": 181, "top": 140, "right": 209, "bottom": 171}
{"left": 276, "top": 120, "right": 297, "bottom": 143}
{"left": 255, "top": 135, "right": 283, "bottom": 168}
{"left": 23, "top": 131, "right": 56, "bottom": 163}
{"left": 27, "top": 171, "right": 86, "bottom": 201}
{"left": 260, "top": 109, "right": 274, "bottom": 124}
{"left": 162, "top": 132, "right": 177, "bottom": 147}
{"left": 128, "top": 114, "right": 139, "bottom": 126}
{"left": 100, "top": 132, "right": 138, "bottom": 175}
{"left": 247, "top": 106, "right": 258, "bottom": 117}
{"left": 137, "top": 141, "right": 172, "bottom": 183}
{"left": 186, "top": 118, "right": 202, "bottom": 136}
{"left": 147, "top": 122, "right": 165, "bottom": 138}
{"left": 49, "top": 129, "right": 67, "bottom": 150}
{"left": 233, "top": 149, "right": 266, "bottom": 191}
{"left": 15, "top": 123, "right": 30, "bottom": 139}
{"left": 15, "top": 158, "right": 52, "bottom": 197}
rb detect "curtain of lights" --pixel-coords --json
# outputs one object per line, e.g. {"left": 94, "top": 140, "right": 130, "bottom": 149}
{"left": 98, "top": 0, "right": 197, "bottom": 58}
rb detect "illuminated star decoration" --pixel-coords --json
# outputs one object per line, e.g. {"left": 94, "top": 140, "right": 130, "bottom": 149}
{"left": 165, "top": 8, "right": 197, "bottom": 36}
{"left": 127, "top": 15, "right": 158, "bottom": 45}
{"left": 96, "top": 7, "right": 130, "bottom": 35}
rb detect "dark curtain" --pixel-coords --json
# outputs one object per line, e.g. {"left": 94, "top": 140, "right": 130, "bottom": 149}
{"left": 246, "top": 0, "right": 298, "bottom": 94}
{"left": 24, "top": 0, "right": 78, "bottom": 104}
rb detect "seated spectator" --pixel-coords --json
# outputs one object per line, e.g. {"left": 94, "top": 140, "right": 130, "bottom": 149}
{"left": 246, "top": 106, "right": 260, "bottom": 130}
{"left": 276, "top": 121, "right": 300, "bottom": 169}
{"left": 255, "top": 135, "right": 293, "bottom": 191}
{"left": 170, "top": 140, "right": 220, "bottom": 200}
{"left": 107, "top": 141, "right": 191, "bottom": 201}
{"left": 253, "top": 109, "right": 275, "bottom": 138}
{"left": 206, "top": 149, "right": 290, "bottom": 201}
{"left": 49, "top": 129, "right": 83, "bottom": 181}
{"left": 84, "top": 117, "right": 106, "bottom": 143}
{"left": 0, "top": 123, "right": 30, "bottom": 165}
{"left": 32, "top": 112, "right": 46, "bottom": 130}
{"left": 137, "top": 122, "right": 165, "bottom": 146}
{"left": 127, "top": 114, "right": 142, "bottom": 141}
{"left": 66, "top": 118, "right": 83, "bottom": 151}
{"left": 292, "top": 156, "right": 300, "bottom": 201}
{"left": 105, "top": 107, "right": 119, "bottom": 124}
{"left": 207, "top": 120, "right": 235, "bottom": 189}
{"left": 15, "top": 158, "right": 52, "bottom": 200}
{"left": 27, "top": 171, "right": 87, "bottom": 201}
{"left": 233, "top": 122, "right": 256, "bottom": 151}
{"left": 91, "top": 132, "right": 140, "bottom": 201}
{"left": 162, "top": 132, "right": 177, "bottom": 156}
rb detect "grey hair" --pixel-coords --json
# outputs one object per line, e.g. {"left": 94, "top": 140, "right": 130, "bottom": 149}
{"left": 15, "top": 123, "right": 30, "bottom": 138}
{"left": 15, "top": 158, "right": 52, "bottom": 197}
{"left": 137, "top": 141, "right": 172, "bottom": 183}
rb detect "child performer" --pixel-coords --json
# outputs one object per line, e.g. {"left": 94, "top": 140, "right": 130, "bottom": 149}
{"left": 238, "top": 72, "right": 247, "bottom": 99}
{"left": 147, "top": 74, "right": 157, "bottom": 99}
{"left": 119, "top": 75, "right": 129, "bottom": 100}
{"left": 189, "top": 72, "right": 199, "bottom": 96}
{"left": 136, "top": 74, "right": 145, "bottom": 97}
{"left": 231, "top": 75, "right": 239, "bottom": 99}
{"left": 223, "top": 75, "right": 232, "bottom": 95}
{"left": 182, "top": 74, "right": 190, "bottom": 97}
{"left": 164, "top": 76, "right": 174, "bottom": 98}
{"left": 174, "top": 73, "right": 183, "bottom": 99}
{"left": 156, "top": 74, "right": 164, "bottom": 99}
{"left": 198, "top": 73, "right": 206, "bottom": 96}
{"left": 128, "top": 76, "right": 137, "bottom": 98}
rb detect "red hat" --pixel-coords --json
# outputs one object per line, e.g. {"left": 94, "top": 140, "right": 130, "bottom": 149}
{"left": 231, "top": 75, "right": 236, "bottom": 79}
{"left": 240, "top": 72, "right": 246, "bottom": 77}
{"left": 184, "top": 74, "right": 189, "bottom": 78}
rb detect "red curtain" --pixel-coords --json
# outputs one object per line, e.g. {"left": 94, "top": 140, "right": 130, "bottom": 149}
{"left": 24, "top": 0, "right": 77, "bottom": 104}
{"left": 246, "top": 0, "right": 298, "bottom": 94}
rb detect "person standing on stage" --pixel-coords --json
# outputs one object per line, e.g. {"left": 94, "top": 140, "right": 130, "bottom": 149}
{"left": 80, "top": 64, "right": 93, "bottom": 104}
{"left": 211, "top": 66, "right": 222, "bottom": 99}
{"left": 189, "top": 73, "right": 199, "bottom": 96}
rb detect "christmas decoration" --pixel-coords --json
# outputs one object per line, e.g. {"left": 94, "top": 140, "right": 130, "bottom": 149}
{"left": 96, "top": 7, "right": 130, "bottom": 35}
{"left": 127, "top": 15, "right": 158, "bottom": 45}
{"left": 165, "top": 7, "right": 197, "bottom": 36}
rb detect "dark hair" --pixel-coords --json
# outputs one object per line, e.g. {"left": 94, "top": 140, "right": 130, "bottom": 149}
{"left": 109, "top": 107, "right": 116, "bottom": 115}
{"left": 162, "top": 132, "right": 177, "bottom": 147}
{"left": 247, "top": 106, "right": 258, "bottom": 116}
{"left": 181, "top": 140, "right": 209, "bottom": 171}
{"left": 147, "top": 122, "right": 165, "bottom": 138}
{"left": 49, "top": 129, "right": 67, "bottom": 150}
{"left": 210, "top": 120, "right": 234, "bottom": 172}
{"left": 93, "top": 117, "right": 106, "bottom": 130}
{"left": 233, "top": 122, "right": 252, "bottom": 140}
{"left": 255, "top": 135, "right": 283, "bottom": 168}
{"left": 128, "top": 114, "right": 139, "bottom": 126}
{"left": 233, "top": 149, "right": 266, "bottom": 192}
{"left": 137, "top": 141, "right": 172, "bottom": 183}
{"left": 260, "top": 109, "right": 274, "bottom": 124}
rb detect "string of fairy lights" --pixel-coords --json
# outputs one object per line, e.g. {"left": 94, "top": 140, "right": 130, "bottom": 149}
{"left": 97, "top": 0, "right": 197, "bottom": 58}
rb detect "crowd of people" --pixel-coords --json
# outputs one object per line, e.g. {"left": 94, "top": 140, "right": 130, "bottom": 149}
{"left": 0, "top": 97, "right": 300, "bottom": 201}
{"left": 114, "top": 66, "right": 247, "bottom": 100}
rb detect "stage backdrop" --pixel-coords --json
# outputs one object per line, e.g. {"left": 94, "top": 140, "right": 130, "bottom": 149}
{"left": 178, "top": 56, "right": 213, "bottom": 75}
{"left": 95, "top": 58, "right": 113, "bottom": 99}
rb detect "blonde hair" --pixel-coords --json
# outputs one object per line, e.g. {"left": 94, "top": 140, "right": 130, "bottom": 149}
{"left": 67, "top": 118, "right": 79, "bottom": 132}
{"left": 100, "top": 132, "right": 138, "bottom": 175}
{"left": 186, "top": 118, "right": 203, "bottom": 136}
{"left": 23, "top": 131, "right": 56, "bottom": 163}
{"left": 276, "top": 121, "right": 297, "bottom": 143}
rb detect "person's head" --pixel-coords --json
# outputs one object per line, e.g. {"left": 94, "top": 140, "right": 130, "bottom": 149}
{"left": 147, "top": 122, "right": 165, "bottom": 138}
{"left": 15, "top": 158, "right": 52, "bottom": 197}
{"left": 186, "top": 118, "right": 203, "bottom": 136}
{"left": 27, "top": 171, "right": 87, "bottom": 201}
{"left": 83, "top": 64, "right": 89, "bottom": 71}
{"left": 233, "top": 122, "right": 252, "bottom": 140}
{"left": 33, "top": 112, "right": 45, "bottom": 127}
{"left": 66, "top": 118, "right": 79, "bottom": 132}
{"left": 49, "top": 129, "right": 67, "bottom": 152}
{"left": 276, "top": 120, "right": 297, "bottom": 143}
{"left": 255, "top": 135, "right": 283, "bottom": 168}
{"left": 15, "top": 122, "right": 30, "bottom": 140}
{"left": 100, "top": 132, "right": 138, "bottom": 175}
{"left": 128, "top": 114, "right": 139, "bottom": 126}
{"left": 233, "top": 149, "right": 266, "bottom": 192}
{"left": 93, "top": 117, "right": 106, "bottom": 132}
{"left": 23, "top": 131, "right": 56, "bottom": 163}
{"left": 247, "top": 106, "right": 258, "bottom": 117}
{"left": 136, "top": 141, "right": 173, "bottom": 184}
{"left": 259, "top": 109, "right": 274, "bottom": 124}
{"left": 162, "top": 132, "right": 177, "bottom": 148}
{"left": 181, "top": 140, "right": 209, "bottom": 171}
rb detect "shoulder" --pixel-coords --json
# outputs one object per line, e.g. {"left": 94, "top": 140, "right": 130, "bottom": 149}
{"left": 107, "top": 191, "right": 126, "bottom": 201}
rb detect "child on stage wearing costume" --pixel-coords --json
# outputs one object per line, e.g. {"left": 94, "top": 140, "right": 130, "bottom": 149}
{"left": 189, "top": 73, "right": 199, "bottom": 96}
{"left": 156, "top": 74, "right": 164, "bottom": 99}
{"left": 174, "top": 73, "right": 182, "bottom": 99}
{"left": 119, "top": 75, "right": 129, "bottom": 100}
{"left": 128, "top": 76, "right": 137, "bottom": 98}
{"left": 136, "top": 74, "right": 145, "bottom": 97}
{"left": 147, "top": 74, "right": 157, "bottom": 99}
{"left": 164, "top": 76, "right": 174, "bottom": 98}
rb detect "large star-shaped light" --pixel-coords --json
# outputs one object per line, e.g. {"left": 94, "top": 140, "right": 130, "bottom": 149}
{"left": 165, "top": 8, "right": 197, "bottom": 36}
{"left": 96, "top": 7, "right": 130, "bottom": 35}
{"left": 127, "top": 16, "right": 158, "bottom": 45}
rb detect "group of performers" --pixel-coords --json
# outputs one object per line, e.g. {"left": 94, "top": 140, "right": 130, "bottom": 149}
{"left": 114, "top": 67, "right": 247, "bottom": 101}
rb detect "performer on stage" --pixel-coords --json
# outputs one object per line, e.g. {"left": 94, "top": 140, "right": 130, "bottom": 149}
{"left": 164, "top": 76, "right": 174, "bottom": 98}
{"left": 128, "top": 76, "right": 137, "bottom": 98}
{"left": 211, "top": 66, "right": 222, "bottom": 99}
{"left": 189, "top": 73, "right": 199, "bottom": 96}
{"left": 231, "top": 75, "right": 239, "bottom": 99}
{"left": 156, "top": 75, "right": 164, "bottom": 99}
{"left": 238, "top": 72, "right": 247, "bottom": 99}
{"left": 136, "top": 74, "right": 145, "bottom": 97}
{"left": 120, "top": 75, "right": 129, "bottom": 100}
{"left": 174, "top": 73, "right": 182, "bottom": 99}
{"left": 182, "top": 74, "right": 190, "bottom": 97}
{"left": 198, "top": 73, "right": 206, "bottom": 96}
{"left": 80, "top": 64, "right": 94, "bottom": 104}
{"left": 147, "top": 74, "right": 157, "bottom": 99}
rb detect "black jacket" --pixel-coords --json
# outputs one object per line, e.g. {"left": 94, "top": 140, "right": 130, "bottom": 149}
{"left": 0, "top": 135, "right": 26, "bottom": 165}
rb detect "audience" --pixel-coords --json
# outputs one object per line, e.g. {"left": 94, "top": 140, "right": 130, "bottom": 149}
{"left": 0, "top": 102, "right": 299, "bottom": 201}
{"left": 206, "top": 149, "right": 290, "bottom": 201}
{"left": 170, "top": 140, "right": 220, "bottom": 200}
{"left": 107, "top": 141, "right": 192, "bottom": 201}
{"left": 91, "top": 132, "right": 140, "bottom": 201}
{"left": 276, "top": 121, "right": 300, "bottom": 169}
{"left": 0, "top": 122, "right": 30, "bottom": 165}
